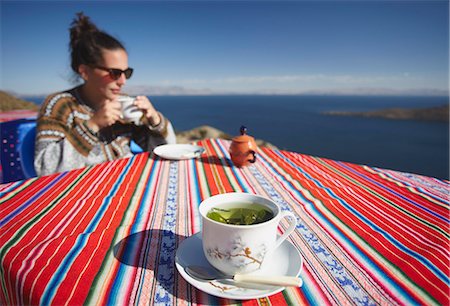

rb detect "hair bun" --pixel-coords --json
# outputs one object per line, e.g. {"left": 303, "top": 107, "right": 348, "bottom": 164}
{"left": 68, "top": 12, "right": 126, "bottom": 75}
{"left": 69, "top": 12, "right": 98, "bottom": 49}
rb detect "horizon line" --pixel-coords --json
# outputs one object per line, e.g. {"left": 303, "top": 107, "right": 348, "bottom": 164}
{"left": 5, "top": 86, "right": 449, "bottom": 99}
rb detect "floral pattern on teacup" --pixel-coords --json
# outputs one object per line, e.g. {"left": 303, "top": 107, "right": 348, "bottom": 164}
{"left": 206, "top": 237, "right": 267, "bottom": 271}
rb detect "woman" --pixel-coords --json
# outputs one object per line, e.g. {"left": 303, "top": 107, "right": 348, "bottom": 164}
{"left": 35, "top": 12, "right": 176, "bottom": 176}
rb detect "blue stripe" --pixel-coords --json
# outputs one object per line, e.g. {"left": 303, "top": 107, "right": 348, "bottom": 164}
{"left": 283, "top": 151, "right": 449, "bottom": 290}
{"left": 301, "top": 282, "right": 321, "bottom": 305}
{"left": 41, "top": 160, "right": 134, "bottom": 305}
{"left": 0, "top": 180, "right": 25, "bottom": 198}
{"left": 378, "top": 169, "right": 449, "bottom": 207}
{"left": 0, "top": 173, "right": 66, "bottom": 227}
{"left": 258, "top": 150, "right": 421, "bottom": 304}
{"left": 153, "top": 161, "right": 178, "bottom": 304}
{"left": 416, "top": 186, "right": 450, "bottom": 206}
{"left": 340, "top": 162, "right": 449, "bottom": 223}
{"left": 337, "top": 164, "right": 449, "bottom": 282}
{"left": 326, "top": 186, "right": 449, "bottom": 284}
{"left": 416, "top": 187, "right": 449, "bottom": 206}
{"left": 107, "top": 158, "right": 160, "bottom": 304}
{"left": 191, "top": 158, "right": 203, "bottom": 205}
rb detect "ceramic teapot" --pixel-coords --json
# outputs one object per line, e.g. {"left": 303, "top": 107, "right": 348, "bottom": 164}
{"left": 229, "top": 126, "right": 257, "bottom": 167}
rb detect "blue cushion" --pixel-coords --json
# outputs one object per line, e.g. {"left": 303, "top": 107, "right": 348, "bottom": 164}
{"left": 0, "top": 119, "right": 37, "bottom": 183}
{"left": 130, "top": 140, "right": 144, "bottom": 154}
{"left": 0, "top": 119, "right": 144, "bottom": 183}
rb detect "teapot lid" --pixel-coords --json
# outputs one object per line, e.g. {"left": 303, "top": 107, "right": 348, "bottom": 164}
{"left": 232, "top": 126, "right": 255, "bottom": 143}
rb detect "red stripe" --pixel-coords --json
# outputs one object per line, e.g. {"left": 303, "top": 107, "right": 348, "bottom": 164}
{"left": 262, "top": 149, "right": 448, "bottom": 304}
{"left": 23, "top": 162, "right": 125, "bottom": 304}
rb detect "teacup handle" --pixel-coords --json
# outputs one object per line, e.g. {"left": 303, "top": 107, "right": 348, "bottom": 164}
{"left": 274, "top": 211, "right": 297, "bottom": 250}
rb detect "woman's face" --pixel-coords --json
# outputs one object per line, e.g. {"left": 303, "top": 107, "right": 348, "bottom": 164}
{"left": 82, "top": 48, "right": 130, "bottom": 102}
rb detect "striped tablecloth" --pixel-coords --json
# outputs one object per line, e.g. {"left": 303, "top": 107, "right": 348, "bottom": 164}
{"left": 0, "top": 110, "right": 38, "bottom": 123}
{"left": 1, "top": 138, "right": 449, "bottom": 305}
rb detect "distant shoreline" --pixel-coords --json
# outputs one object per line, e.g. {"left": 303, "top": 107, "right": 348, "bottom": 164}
{"left": 0, "top": 91, "right": 39, "bottom": 111}
{"left": 324, "top": 104, "right": 449, "bottom": 122}
{"left": 1, "top": 91, "right": 448, "bottom": 179}
{"left": 2, "top": 91, "right": 448, "bottom": 123}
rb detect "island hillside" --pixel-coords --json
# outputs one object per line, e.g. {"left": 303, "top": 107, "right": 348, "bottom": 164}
{"left": 0, "top": 91, "right": 39, "bottom": 111}
{"left": 324, "top": 104, "right": 449, "bottom": 122}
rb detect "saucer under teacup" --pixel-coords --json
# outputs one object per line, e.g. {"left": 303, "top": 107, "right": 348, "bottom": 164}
{"left": 175, "top": 232, "right": 303, "bottom": 300}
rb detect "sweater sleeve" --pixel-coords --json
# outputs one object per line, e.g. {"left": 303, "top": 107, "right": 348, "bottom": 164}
{"left": 132, "top": 112, "right": 176, "bottom": 151}
{"left": 34, "top": 93, "right": 106, "bottom": 176}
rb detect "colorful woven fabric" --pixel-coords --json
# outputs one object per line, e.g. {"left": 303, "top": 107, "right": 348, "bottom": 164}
{"left": 0, "top": 138, "right": 449, "bottom": 305}
{"left": 0, "top": 110, "right": 38, "bottom": 123}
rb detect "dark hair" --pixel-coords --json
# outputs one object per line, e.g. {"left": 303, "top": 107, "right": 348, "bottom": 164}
{"left": 69, "top": 12, "right": 126, "bottom": 74}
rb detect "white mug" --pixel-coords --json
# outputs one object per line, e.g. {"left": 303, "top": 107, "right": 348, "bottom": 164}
{"left": 199, "top": 192, "right": 297, "bottom": 275}
{"left": 118, "top": 95, "right": 143, "bottom": 125}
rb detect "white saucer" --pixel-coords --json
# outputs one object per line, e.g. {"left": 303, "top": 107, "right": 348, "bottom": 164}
{"left": 175, "top": 232, "right": 303, "bottom": 300}
{"left": 153, "top": 144, "right": 205, "bottom": 160}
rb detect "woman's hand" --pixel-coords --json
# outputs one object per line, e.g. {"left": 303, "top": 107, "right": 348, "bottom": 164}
{"left": 87, "top": 99, "right": 122, "bottom": 132}
{"left": 134, "top": 95, "right": 161, "bottom": 126}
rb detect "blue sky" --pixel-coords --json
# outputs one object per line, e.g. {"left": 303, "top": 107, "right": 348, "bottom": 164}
{"left": 1, "top": 0, "right": 449, "bottom": 96}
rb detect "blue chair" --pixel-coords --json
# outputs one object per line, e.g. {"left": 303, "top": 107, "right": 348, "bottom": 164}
{"left": 0, "top": 119, "right": 144, "bottom": 183}
{"left": 0, "top": 118, "right": 37, "bottom": 183}
{"left": 130, "top": 140, "right": 144, "bottom": 154}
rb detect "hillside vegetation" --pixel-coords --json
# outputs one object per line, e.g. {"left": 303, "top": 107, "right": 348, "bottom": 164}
{"left": 0, "top": 91, "right": 39, "bottom": 111}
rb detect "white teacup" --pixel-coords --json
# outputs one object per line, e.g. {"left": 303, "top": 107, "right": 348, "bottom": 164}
{"left": 199, "top": 192, "right": 297, "bottom": 275}
{"left": 118, "top": 95, "right": 143, "bottom": 125}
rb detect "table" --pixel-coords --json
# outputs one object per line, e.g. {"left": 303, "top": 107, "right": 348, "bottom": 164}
{"left": 0, "top": 110, "right": 38, "bottom": 123}
{"left": 1, "top": 138, "right": 448, "bottom": 305}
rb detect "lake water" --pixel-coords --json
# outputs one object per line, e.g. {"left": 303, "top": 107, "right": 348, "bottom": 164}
{"left": 29, "top": 95, "right": 449, "bottom": 179}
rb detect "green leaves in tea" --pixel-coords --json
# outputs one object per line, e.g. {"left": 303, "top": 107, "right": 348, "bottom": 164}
{"left": 207, "top": 205, "right": 273, "bottom": 225}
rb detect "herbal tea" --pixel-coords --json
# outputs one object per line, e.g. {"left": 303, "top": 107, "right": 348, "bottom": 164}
{"left": 206, "top": 203, "right": 274, "bottom": 225}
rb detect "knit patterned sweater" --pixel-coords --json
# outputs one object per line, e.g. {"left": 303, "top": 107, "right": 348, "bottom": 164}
{"left": 34, "top": 87, "right": 176, "bottom": 176}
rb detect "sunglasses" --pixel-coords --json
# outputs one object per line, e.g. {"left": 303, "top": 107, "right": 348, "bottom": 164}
{"left": 94, "top": 66, "right": 134, "bottom": 80}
